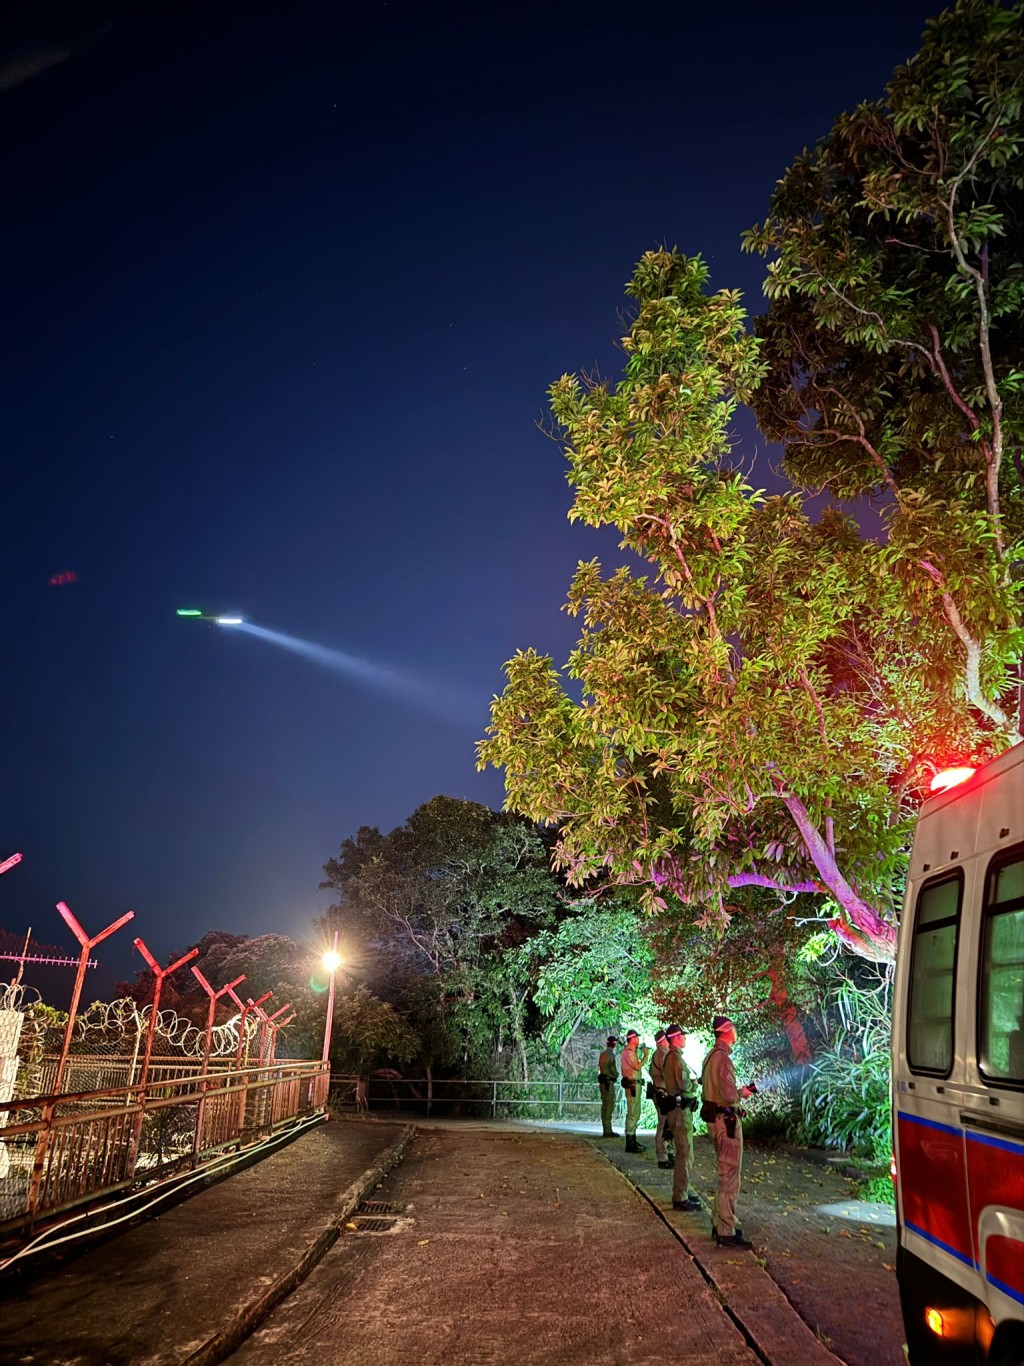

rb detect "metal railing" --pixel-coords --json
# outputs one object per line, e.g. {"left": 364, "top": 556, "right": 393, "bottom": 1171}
{"left": 0, "top": 1060, "right": 330, "bottom": 1233}
{"left": 24, "top": 1054, "right": 232, "bottom": 1099}
{"left": 335, "top": 1074, "right": 619, "bottom": 1121}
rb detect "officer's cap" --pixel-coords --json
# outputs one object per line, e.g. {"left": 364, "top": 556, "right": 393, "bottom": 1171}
{"left": 665, "top": 1023, "right": 684, "bottom": 1039}
{"left": 625, "top": 1029, "right": 640, "bottom": 1041}
{"left": 654, "top": 1028, "right": 666, "bottom": 1042}
{"left": 713, "top": 1015, "right": 734, "bottom": 1033}
{"left": 606, "top": 1035, "right": 618, "bottom": 1045}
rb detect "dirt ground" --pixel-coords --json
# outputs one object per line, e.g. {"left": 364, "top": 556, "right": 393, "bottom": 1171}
{"left": 603, "top": 1127, "right": 904, "bottom": 1366}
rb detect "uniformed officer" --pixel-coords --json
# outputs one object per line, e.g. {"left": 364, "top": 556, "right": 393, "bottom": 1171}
{"left": 597, "top": 1035, "right": 619, "bottom": 1137}
{"left": 620, "top": 1029, "right": 648, "bottom": 1152}
{"left": 701, "top": 1014, "right": 753, "bottom": 1248}
{"left": 663, "top": 1023, "right": 701, "bottom": 1210}
{"left": 649, "top": 1028, "right": 674, "bottom": 1169}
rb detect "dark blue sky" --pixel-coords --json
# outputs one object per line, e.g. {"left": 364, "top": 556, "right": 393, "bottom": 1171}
{"left": 2, "top": 0, "right": 940, "bottom": 983}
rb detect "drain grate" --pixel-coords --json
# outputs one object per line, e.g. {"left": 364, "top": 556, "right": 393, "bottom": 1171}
{"left": 357, "top": 1200, "right": 404, "bottom": 1215}
{"left": 350, "top": 1216, "right": 397, "bottom": 1233}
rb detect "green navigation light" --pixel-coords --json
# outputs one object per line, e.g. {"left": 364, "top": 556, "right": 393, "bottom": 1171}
{"left": 176, "top": 608, "right": 203, "bottom": 617}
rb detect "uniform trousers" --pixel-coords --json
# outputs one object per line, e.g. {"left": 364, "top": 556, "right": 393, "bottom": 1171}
{"left": 711, "top": 1113, "right": 743, "bottom": 1235}
{"left": 623, "top": 1081, "right": 642, "bottom": 1136}
{"left": 654, "top": 1108, "right": 672, "bottom": 1162}
{"left": 664, "top": 1106, "right": 693, "bottom": 1202}
{"left": 599, "top": 1080, "right": 616, "bottom": 1135}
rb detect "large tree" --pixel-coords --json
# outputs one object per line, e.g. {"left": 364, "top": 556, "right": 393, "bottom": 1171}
{"left": 479, "top": 2, "right": 1021, "bottom": 961}
{"left": 744, "top": 0, "right": 1022, "bottom": 729}
{"left": 320, "top": 796, "right": 560, "bottom": 1068}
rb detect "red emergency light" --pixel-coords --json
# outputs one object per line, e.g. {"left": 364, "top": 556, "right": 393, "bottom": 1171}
{"left": 929, "top": 766, "right": 976, "bottom": 795}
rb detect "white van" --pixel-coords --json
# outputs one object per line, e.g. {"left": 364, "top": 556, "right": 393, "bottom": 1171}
{"left": 892, "top": 741, "right": 1023, "bottom": 1365}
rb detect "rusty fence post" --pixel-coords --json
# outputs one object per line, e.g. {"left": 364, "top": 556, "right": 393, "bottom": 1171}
{"left": 190, "top": 968, "right": 245, "bottom": 1160}
{"left": 127, "top": 939, "right": 199, "bottom": 1174}
{"left": 53, "top": 903, "right": 135, "bottom": 1095}
{"left": 26, "top": 1099, "right": 56, "bottom": 1218}
{"left": 228, "top": 988, "right": 271, "bottom": 1138}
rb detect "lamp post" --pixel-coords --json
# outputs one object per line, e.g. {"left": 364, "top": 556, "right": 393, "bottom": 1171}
{"left": 321, "top": 932, "right": 341, "bottom": 1066}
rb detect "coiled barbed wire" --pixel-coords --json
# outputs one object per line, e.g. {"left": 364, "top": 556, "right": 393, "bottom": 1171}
{"left": 0, "top": 980, "right": 41, "bottom": 1014}
{"left": 0, "top": 983, "right": 262, "bottom": 1060}
{"left": 72, "top": 997, "right": 261, "bottom": 1056}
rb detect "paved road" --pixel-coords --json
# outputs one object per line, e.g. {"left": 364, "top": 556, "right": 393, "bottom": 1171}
{"left": 0, "top": 1120, "right": 410, "bottom": 1366}
{"left": 229, "top": 1127, "right": 765, "bottom": 1366}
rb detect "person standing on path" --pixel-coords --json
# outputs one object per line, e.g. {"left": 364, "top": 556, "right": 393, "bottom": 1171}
{"left": 649, "top": 1029, "right": 674, "bottom": 1169}
{"left": 597, "top": 1035, "right": 619, "bottom": 1137}
{"left": 663, "top": 1024, "right": 700, "bottom": 1210}
{"left": 701, "top": 1015, "right": 753, "bottom": 1248}
{"left": 620, "top": 1029, "right": 648, "bottom": 1153}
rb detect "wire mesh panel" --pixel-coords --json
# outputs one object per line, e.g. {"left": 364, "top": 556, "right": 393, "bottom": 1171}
{"left": 0, "top": 1060, "right": 329, "bottom": 1234}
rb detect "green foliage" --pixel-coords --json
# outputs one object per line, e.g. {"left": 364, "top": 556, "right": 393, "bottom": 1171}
{"left": 859, "top": 1175, "right": 897, "bottom": 1207}
{"left": 328, "top": 986, "right": 420, "bottom": 1074}
{"left": 797, "top": 968, "right": 893, "bottom": 1164}
{"left": 512, "top": 901, "right": 657, "bottom": 1054}
{"left": 743, "top": 0, "right": 1022, "bottom": 715}
{"left": 481, "top": 4, "right": 1022, "bottom": 963}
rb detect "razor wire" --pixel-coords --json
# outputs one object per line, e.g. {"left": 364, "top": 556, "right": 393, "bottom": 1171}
{"left": 0, "top": 981, "right": 264, "bottom": 1101}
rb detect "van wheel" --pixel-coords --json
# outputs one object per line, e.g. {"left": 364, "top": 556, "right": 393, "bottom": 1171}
{"left": 988, "top": 1323, "right": 1024, "bottom": 1366}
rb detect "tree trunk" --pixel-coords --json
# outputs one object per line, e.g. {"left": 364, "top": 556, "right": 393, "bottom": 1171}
{"left": 764, "top": 965, "right": 812, "bottom": 1065}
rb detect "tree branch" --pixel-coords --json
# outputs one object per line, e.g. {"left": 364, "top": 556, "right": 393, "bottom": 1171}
{"left": 917, "top": 560, "right": 1011, "bottom": 729}
{"left": 781, "top": 793, "right": 896, "bottom": 959}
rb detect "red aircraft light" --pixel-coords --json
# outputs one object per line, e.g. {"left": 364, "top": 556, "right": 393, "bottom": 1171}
{"left": 929, "top": 766, "right": 976, "bottom": 794}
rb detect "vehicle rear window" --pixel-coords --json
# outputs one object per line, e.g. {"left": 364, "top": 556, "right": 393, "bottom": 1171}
{"left": 979, "top": 848, "right": 1024, "bottom": 1086}
{"left": 907, "top": 872, "right": 961, "bottom": 1075}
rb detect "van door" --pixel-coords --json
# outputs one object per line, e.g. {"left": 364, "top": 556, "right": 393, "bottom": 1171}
{"left": 965, "top": 845, "right": 1024, "bottom": 1320}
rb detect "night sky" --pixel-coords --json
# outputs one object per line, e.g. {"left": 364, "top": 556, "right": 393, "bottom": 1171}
{"left": 2, "top": 0, "right": 941, "bottom": 986}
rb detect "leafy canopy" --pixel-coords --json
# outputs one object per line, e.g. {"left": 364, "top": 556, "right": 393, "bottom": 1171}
{"left": 480, "top": 2, "right": 1022, "bottom": 962}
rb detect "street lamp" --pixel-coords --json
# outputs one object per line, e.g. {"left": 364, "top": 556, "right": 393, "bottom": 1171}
{"left": 321, "top": 931, "right": 341, "bottom": 1065}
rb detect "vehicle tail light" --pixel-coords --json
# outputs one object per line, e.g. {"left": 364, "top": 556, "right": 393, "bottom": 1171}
{"left": 925, "top": 1308, "right": 945, "bottom": 1336}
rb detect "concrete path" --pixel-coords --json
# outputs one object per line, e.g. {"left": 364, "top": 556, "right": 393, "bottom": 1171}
{"left": 229, "top": 1127, "right": 761, "bottom": 1366}
{"left": 0, "top": 1120, "right": 412, "bottom": 1366}
{"left": 594, "top": 1130, "right": 900, "bottom": 1366}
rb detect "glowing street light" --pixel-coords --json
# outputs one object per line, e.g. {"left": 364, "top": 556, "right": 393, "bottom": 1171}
{"left": 322, "top": 931, "right": 341, "bottom": 1066}
{"left": 216, "top": 617, "right": 244, "bottom": 626}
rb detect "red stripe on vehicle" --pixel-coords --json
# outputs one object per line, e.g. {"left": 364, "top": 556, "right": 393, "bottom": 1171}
{"left": 898, "top": 1112, "right": 974, "bottom": 1266}
{"left": 983, "top": 1234, "right": 1024, "bottom": 1300}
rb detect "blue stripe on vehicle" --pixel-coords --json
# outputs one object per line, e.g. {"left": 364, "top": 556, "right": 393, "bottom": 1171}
{"left": 904, "top": 1219, "right": 977, "bottom": 1269}
{"left": 965, "top": 1129, "right": 1024, "bottom": 1157}
{"left": 899, "top": 1111, "right": 1024, "bottom": 1156}
{"left": 986, "top": 1271, "right": 1024, "bottom": 1306}
{"left": 898, "top": 1111, "right": 962, "bottom": 1138}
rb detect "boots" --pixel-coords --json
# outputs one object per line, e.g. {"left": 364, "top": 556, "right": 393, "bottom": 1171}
{"left": 713, "top": 1225, "right": 748, "bottom": 1247}
{"left": 624, "top": 1135, "right": 646, "bottom": 1153}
